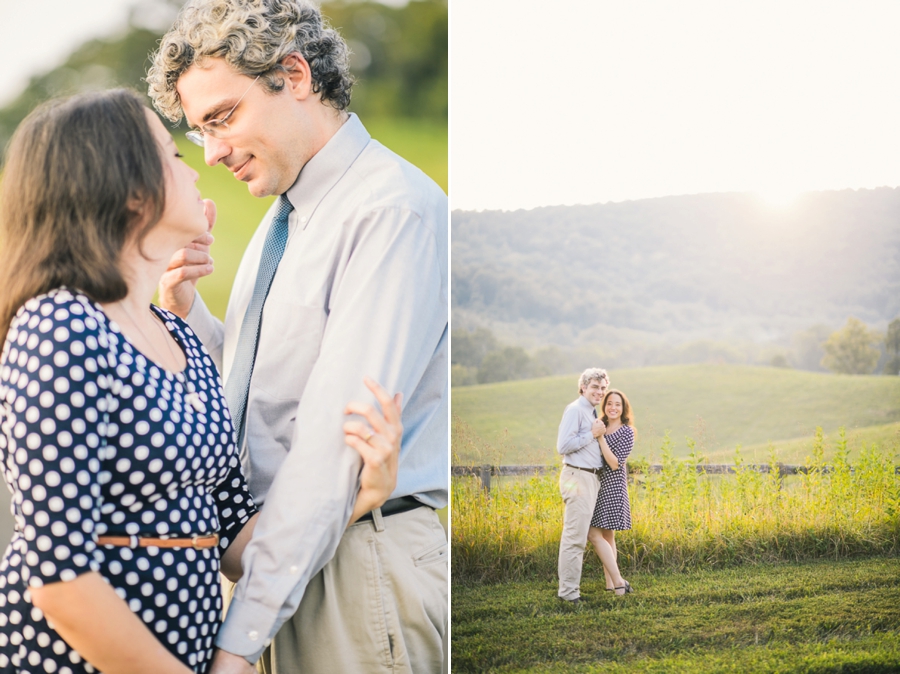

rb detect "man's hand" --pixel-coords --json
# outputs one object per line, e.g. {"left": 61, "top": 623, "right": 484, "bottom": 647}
{"left": 208, "top": 649, "right": 255, "bottom": 674}
{"left": 591, "top": 417, "right": 606, "bottom": 438}
{"left": 158, "top": 199, "right": 217, "bottom": 318}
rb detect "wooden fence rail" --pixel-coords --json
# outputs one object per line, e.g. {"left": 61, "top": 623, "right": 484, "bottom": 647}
{"left": 451, "top": 463, "right": 900, "bottom": 493}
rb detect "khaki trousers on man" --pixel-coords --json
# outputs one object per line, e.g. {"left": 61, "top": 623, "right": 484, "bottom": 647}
{"left": 239, "top": 506, "right": 448, "bottom": 674}
{"left": 557, "top": 465, "right": 600, "bottom": 601}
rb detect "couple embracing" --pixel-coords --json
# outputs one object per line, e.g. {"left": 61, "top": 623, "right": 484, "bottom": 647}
{"left": 0, "top": 0, "right": 447, "bottom": 672}
{"left": 557, "top": 368, "right": 635, "bottom": 604}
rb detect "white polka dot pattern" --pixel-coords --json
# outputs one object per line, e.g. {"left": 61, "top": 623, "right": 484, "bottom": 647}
{"left": 0, "top": 288, "right": 257, "bottom": 673}
{"left": 590, "top": 425, "right": 635, "bottom": 531}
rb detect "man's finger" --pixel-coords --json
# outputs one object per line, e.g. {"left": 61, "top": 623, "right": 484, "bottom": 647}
{"left": 162, "top": 263, "right": 214, "bottom": 284}
{"left": 203, "top": 198, "right": 217, "bottom": 232}
{"left": 167, "top": 248, "right": 213, "bottom": 271}
{"left": 187, "top": 232, "right": 214, "bottom": 252}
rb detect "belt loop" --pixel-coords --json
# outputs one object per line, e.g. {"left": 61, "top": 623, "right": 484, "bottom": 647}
{"left": 372, "top": 507, "right": 385, "bottom": 533}
{"left": 128, "top": 535, "right": 139, "bottom": 549}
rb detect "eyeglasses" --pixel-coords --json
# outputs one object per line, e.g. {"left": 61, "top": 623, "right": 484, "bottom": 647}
{"left": 185, "top": 75, "right": 260, "bottom": 147}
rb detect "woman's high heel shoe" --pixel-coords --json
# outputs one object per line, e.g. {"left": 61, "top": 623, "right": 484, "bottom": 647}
{"left": 613, "top": 580, "right": 633, "bottom": 596}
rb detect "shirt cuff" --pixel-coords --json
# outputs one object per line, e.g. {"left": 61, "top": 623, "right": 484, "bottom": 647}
{"left": 216, "top": 597, "right": 278, "bottom": 663}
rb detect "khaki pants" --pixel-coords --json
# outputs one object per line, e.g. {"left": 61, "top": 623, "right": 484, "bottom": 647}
{"left": 243, "top": 506, "right": 448, "bottom": 674}
{"left": 557, "top": 466, "right": 599, "bottom": 600}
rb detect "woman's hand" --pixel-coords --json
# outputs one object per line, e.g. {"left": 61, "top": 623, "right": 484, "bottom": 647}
{"left": 343, "top": 376, "right": 403, "bottom": 525}
{"left": 599, "top": 435, "right": 619, "bottom": 471}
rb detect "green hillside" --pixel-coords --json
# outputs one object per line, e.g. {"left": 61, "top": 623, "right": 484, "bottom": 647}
{"left": 451, "top": 364, "right": 900, "bottom": 465}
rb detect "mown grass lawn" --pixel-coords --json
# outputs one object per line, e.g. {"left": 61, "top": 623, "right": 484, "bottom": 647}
{"left": 451, "top": 556, "right": 900, "bottom": 673}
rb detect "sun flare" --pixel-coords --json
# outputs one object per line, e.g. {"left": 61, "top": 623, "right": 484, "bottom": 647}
{"left": 756, "top": 187, "right": 802, "bottom": 209}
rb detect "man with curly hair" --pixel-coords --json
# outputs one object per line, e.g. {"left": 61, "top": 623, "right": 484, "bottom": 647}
{"left": 147, "top": 1, "right": 448, "bottom": 672}
{"left": 556, "top": 368, "right": 609, "bottom": 604}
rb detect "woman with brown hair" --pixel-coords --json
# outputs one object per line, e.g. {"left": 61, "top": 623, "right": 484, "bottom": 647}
{"left": 587, "top": 389, "right": 636, "bottom": 596}
{"left": 0, "top": 89, "right": 400, "bottom": 673}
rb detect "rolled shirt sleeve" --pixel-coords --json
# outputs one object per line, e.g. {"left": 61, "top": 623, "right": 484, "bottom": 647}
{"left": 217, "top": 205, "right": 447, "bottom": 659}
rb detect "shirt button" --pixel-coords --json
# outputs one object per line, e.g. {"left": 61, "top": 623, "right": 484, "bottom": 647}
{"left": 289, "top": 565, "right": 298, "bottom": 574}
{"left": 299, "top": 216, "right": 308, "bottom": 223}
{"left": 248, "top": 630, "right": 259, "bottom": 641}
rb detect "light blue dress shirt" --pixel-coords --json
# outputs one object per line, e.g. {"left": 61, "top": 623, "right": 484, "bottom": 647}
{"left": 185, "top": 113, "right": 448, "bottom": 660}
{"left": 556, "top": 394, "right": 603, "bottom": 469}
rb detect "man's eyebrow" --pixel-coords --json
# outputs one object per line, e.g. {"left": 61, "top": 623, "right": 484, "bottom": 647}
{"left": 197, "top": 97, "right": 238, "bottom": 125}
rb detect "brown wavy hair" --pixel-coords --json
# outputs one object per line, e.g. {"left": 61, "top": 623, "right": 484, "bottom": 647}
{"left": 147, "top": 0, "right": 353, "bottom": 123}
{"left": 0, "top": 89, "right": 165, "bottom": 335}
{"left": 600, "top": 389, "right": 636, "bottom": 431}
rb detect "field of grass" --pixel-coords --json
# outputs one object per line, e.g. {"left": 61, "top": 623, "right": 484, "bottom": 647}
{"left": 176, "top": 115, "right": 447, "bottom": 319}
{"left": 451, "top": 365, "right": 900, "bottom": 465}
{"left": 452, "top": 426, "right": 900, "bottom": 583}
{"left": 452, "top": 556, "right": 900, "bottom": 673}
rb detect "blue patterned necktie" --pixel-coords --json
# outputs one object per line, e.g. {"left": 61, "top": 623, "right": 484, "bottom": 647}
{"left": 224, "top": 195, "right": 294, "bottom": 446}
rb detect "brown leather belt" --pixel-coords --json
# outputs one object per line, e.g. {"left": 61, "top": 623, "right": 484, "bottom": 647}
{"left": 96, "top": 533, "right": 220, "bottom": 549}
{"left": 358, "top": 495, "right": 424, "bottom": 523}
{"left": 565, "top": 464, "right": 602, "bottom": 476}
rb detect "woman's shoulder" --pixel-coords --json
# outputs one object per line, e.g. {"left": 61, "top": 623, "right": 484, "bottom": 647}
{"left": 150, "top": 305, "right": 216, "bottom": 367}
{"left": 9, "top": 287, "right": 110, "bottom": 340}
{"left": 612, "top": 424, "right": 635, "bottom": 439}
{"left": 151, "top": 305, "right": 198, "bottom": 347}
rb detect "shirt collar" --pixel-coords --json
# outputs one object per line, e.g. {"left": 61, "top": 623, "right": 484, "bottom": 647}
{"left": 283, "top": 113, "right": 370, "bottom": 217}
{"left": 577, "top": 394, "right": 595, "bottom": 411}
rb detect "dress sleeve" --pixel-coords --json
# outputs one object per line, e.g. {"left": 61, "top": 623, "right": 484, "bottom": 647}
{"left": 610, "top": 426, "right": 635, "bottom": 464}
{"left": 0, "top": 295, "right": 109, "bottom": 587}
{"left": 214, "top": 461, "right": 258, "bottom": 552}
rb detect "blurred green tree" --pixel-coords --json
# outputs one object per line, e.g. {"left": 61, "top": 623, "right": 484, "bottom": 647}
{"left": 451, "top": 327, "right": 500, "bottom": 368}
{"left": 0, "top": 0, "right": 447, "bottom": 150}
{"left": 821, "top": 317, "right": 882, "bottom": 375}
{"left": 884, "top": 317, "right": 900, "bottom": 375}
{"left": 477, "top": 346, "right": 533, "bottom": 384}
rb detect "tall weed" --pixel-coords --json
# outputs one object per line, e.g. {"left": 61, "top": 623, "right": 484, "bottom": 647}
{"left": 452, "top": 424, "right": 900, "bottom": 583}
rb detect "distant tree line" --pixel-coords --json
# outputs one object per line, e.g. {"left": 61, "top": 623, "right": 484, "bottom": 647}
{"left": 452, "top": 191, "right": 900, "bottom": 353}
{"left": 451, "top": 316, "right": 900, "bottom": 386}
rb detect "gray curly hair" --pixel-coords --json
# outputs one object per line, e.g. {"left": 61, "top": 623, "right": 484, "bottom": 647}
{"left": 147, "top": 0, "right": 353, "bottom": 123}
{"left": 578, "top": 368, "right": 609, "bottom": 395}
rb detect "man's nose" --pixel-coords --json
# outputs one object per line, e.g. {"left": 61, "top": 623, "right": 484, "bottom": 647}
{"left": 203, "top": 135, "right": 231, "bottom": 167}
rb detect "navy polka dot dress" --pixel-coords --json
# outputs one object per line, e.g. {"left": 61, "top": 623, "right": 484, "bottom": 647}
{"left": 0, "top": 288, "right": 257, "bottom": 673}
{"left": 590, "top": 425, "right": 635, "bottom": 531}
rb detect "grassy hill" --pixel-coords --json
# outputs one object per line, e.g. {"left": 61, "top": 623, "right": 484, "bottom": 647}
{"left": 451, "top": 363, "right": 900, "bottom": 465}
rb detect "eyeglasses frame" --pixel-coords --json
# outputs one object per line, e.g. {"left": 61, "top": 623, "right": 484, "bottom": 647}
{"left": 184, "top": 75, "right": 261, "bottom": 147}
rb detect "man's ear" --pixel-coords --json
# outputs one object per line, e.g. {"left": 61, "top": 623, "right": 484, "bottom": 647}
{"left": 281, "top": 52, "right": 314, "bottom": 101}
